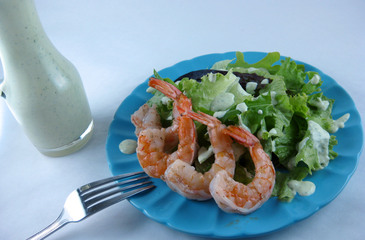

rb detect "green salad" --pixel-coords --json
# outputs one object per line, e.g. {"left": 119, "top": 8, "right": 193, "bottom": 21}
{"left": 146, "top": 52, "right": 349, "bottom": 202}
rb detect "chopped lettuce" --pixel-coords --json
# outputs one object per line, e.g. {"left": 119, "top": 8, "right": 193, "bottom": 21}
{"left": 177, "top": 70, "right": 251, "bottom": 113}
{"left": 146, "top": 52, "right": 348, "bottom": 202}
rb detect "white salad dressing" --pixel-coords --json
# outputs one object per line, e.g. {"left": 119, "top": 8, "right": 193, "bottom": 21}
{"left": 119, "top": 139, "right": 138, "bottom": 154}
{"left": 268, "top": 128, "right": 278, "bottom": 135}
{"left": 271, "top": 140, "right": 276, "bottom": 152}
{"left": 288, "top": 180, "right": 316, "bottom": 196}
{"left": 245, "top": 82, "right": 257, "bottom": 94}
{"left": 308, "top": 120, "right": 330, "bottom": 168}
{"left": 208, "top": 73, "right": 216, "bottom": 82}
{"left": 0, "top": 0, "right": 93, "bottom": 156}
{"left": 261, "top": 79, "right": 269, "bottom": 85}
{"left": 310, "top": 74, "right": 321, "bottom": 84}
{"left": 329, "top": 113, "right": 350, "bottom": 133}
{"left": 146, "top": 86, "right": 155, "bottom": 93}
{"left": 236, "top": 102, "right": 248, "bottom": 113}
{"left": 213, "top": 110, "right": 228, "bottom": 118}
{"left": 310, "top": 97, "right": 329, "bottom": 111}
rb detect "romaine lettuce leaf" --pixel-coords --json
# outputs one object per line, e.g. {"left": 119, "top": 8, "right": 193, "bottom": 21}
{"left": 227, "top": 51, "right": 281, "bottom": 74}
{"left": 178, "top": 71, "right": 250, "bottom": 113}
{"left": 276, "top": 57, "right": 306, "bottom": 94}
{"left": 272, "top": 171, "right": 296, "bottom": 202}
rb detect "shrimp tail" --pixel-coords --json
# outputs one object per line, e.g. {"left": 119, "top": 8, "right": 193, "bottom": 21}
{"left": 149, "top": 77, "right": 181, "bottom": 100}
{"left": 223, "top": 125, "right": 259, "bottom": 148}
{"left": 186, "top": 111, "right": 217, "bottom": 127}
{"left": 149, "top": 77, "right": 192, "bottom": 113}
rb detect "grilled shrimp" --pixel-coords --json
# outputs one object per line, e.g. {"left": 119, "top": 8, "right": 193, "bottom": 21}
{"left": 135, "top": 78, "right": 198, "bottom": 178}
{"left": 164, "top": 111, "right": 240, "bottom": 200}
{"left": 210, "top": 125, "right": 275, "bottom": 214}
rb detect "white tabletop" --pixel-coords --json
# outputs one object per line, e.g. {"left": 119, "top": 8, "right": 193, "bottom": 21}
{"left": 1, "top": 0, "right": 364, "bottom": 239}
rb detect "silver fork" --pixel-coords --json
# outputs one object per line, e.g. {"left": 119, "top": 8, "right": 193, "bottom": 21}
{"left": 27, "top": 171, "right": 154, "bottom": 240}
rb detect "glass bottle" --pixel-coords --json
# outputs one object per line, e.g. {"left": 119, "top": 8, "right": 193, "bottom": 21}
{"left": 0, "top": 0, "right": 94, "bottom": 157}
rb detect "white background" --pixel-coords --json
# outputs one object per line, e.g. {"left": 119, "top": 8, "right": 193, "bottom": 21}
{"left": 0, "top": 0, "right": 364, "bottom": 239}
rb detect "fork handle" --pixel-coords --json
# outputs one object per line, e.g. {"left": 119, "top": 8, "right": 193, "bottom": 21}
{"left": 27, "top": 209, "right": 70, "bottom": 240}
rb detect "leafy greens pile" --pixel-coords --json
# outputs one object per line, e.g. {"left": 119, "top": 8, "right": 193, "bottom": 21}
{"left": 147, "top": 52, "right": 344, "bottom": 202}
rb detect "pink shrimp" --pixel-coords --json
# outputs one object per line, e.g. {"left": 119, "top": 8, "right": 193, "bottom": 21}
{"left": 135, "top": 78, "right": 198, "bottom": 178}
{"left": 131, "top": 103, "right": 161, "bottom": 136}
{"left": 164, "top": 111, "right": 240, "bottom": 200}
{"left": 209, "top": 125, "right": 275, "bottom": 214}
{"left": 131, "top": 103, "right": 178, "bottom": 152}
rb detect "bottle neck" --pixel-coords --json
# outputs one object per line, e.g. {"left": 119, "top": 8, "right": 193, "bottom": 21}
{"left": 0, "top": 0, "right": 53, "bottom": 64}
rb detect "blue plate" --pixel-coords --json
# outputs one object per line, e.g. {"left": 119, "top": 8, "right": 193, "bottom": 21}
{"left": 106, "top": 52, "right": 363, "bottom": 238}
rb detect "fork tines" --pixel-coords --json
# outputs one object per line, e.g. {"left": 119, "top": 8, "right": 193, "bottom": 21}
{"left": 78, "top": 171, "right": 154, "bottom": 214}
